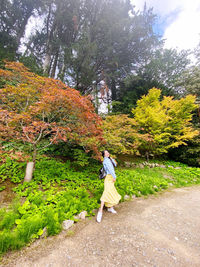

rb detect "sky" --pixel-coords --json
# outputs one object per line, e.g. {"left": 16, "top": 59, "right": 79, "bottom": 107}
{"left": 131, "top": 0, "right": 200, "bottom": 51}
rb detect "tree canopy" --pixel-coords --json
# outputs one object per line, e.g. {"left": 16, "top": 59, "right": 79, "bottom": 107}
{"left": 0, "top": 0, "right": 163, "bottom": 100}
{"left": 0, "top": 61, "right": 104, "bottom": 162}
{"left": 133, "top": 88, "right": 198, "bottom": 157}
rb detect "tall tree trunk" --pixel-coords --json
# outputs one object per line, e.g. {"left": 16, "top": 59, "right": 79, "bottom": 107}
{"left": 43, "top": 52, "right": 51, "bottom": 75}
{"left": 50, "top": 48, "right": 59, "bottom": 78}
{"left": 43, "top": 4, "right": 55, "bottom": 76}
{"left": 94, "top": 83, "right": 99, "bottom": 114}
{"left": 111, "top": 78, "right": 117, "bottom": 101}
{"left": 59, "top": 62, "right": 66, "bottom": 82}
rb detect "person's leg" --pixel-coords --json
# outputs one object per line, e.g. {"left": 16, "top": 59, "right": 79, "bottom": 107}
{"left": 107, "top": 206, "right": 117, "bottom": 213}
{"left": 99, "top": 201, "right": 104, "bottom": 212}
{"left": 97, "top": 201, "right": 104, "bottom": 222}
{"left": 97, "top": 201, "right": 104, "bottom": 223}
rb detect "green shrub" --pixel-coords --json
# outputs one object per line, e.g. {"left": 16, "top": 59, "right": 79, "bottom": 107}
{"left": 16, "top": 214, "right": 44, "bottom": 243}
{"left": 0, "top": 215, "right": 44, "bottom": 254}
{"left": 72, "top": 148, "right": 90, "bottom": 167}
{"left": 0, "top": 157, "right": 25, "bottom": 183}
{"left": 0, "top": 210, "right": 19, "bottom": 230}
{"left": 44, "top": 208, "right": 62, "bottom": 236}
{"left": 168, "top": 136, "right": 200, "bottom": 167}
{"left": 0, "top": 230, "right": 20, "bottom": 254}
{"left": 0, "top": 156, "right": 200, "bottom": 256}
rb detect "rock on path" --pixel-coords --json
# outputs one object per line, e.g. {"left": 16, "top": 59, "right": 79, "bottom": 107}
{"left": 2, "top": 186, "right": 200, "bottom": 267}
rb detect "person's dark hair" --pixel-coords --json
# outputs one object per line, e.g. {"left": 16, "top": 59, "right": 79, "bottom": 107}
{"left": 101, "top": 150, "right": 105, "bottom": 157}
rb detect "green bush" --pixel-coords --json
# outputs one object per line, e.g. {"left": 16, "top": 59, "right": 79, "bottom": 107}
{"left": 0, "top": 214, "right": 44, "bottom": 254}
{"left": 44, "top": 208, "right": 61, "bottom": 236}
{"left": 0, "top": 210, "right": 19, "bottom": 230}
{"left": 0, "top": 157, "right": 25, "bottom": 183}
{"left": 16, "top": 214, "right": 44, "bottom": 243}
{"left": 0, "top": 230, "right": 20, "bottom": 254}
{"left": 168, "top": 136, "right": 200, "bottom": 167}
{"left": 116, "top": 167, "right": 169, "bottom": 199}
{"left": 0, "top": 156, "right": 200, "bottom": 256}
{"left": 72, "top": 148, "right": 90, "bottom": 167}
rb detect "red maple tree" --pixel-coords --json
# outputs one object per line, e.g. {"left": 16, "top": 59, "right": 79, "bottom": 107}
{"left": 0, "top": 62, "right": 104, "bottom": 180}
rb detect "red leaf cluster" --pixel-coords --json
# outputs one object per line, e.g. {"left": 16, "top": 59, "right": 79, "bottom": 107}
{"left": 0, "top": 62, "right": 104, "bottom": 158}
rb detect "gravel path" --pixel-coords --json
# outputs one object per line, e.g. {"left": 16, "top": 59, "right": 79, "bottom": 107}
{"left": 2, "top": 186, "right": 200, "bottom": 267}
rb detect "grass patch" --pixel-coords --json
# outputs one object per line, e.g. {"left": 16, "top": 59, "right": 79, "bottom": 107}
{"left": 0, "top": 156, "right": 199, "bottom": 255}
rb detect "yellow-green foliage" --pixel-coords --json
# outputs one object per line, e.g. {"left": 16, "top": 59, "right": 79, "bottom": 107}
{"left": 132, "top": 88, "right": 198, "bottom": 156}
{"left": 102, "top": 114, "right": 151, "bottom": 155}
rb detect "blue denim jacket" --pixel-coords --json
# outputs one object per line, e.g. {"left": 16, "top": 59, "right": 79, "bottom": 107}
{"left": 103, "top": 157, "right": 117, "bottom": 179}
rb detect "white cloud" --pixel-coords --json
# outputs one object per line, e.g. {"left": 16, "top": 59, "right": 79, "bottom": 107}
{"left": 131, "top": 0, "right": 200, "bottom": 51}
{"left": 163, "top": 0, "right": 200, "bottom": 50}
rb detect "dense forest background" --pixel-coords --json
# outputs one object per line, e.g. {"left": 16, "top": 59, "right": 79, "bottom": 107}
{"left": 0, "top": 0, "right": 200, "bottom": 166}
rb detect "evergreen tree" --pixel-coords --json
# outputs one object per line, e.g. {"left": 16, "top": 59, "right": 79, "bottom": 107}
{"left": 113, "top": 48, "right": 190, "bottom": 114}
{"left": 22, "top": 0, "right": 162, "bottom": 98}
{"left": 0, "top": 0, "right": 44, "bottom": 61}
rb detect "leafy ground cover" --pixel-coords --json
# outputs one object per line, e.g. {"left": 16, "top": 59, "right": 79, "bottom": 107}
{"left": 0, "top": 156, "right": 200, "bottom": 256}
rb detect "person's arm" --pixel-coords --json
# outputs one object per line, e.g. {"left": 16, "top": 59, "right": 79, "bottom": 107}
{"left": 111, "top": 158, "right": 117, "bottom": 167}
{"left": 111, "top": 159, "right": 117, "bottom": 182}
{"left": 104, "top": 158, "right": 116, "bottom": 181}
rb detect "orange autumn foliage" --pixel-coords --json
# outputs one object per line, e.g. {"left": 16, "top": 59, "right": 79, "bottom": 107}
{"left": 0, "top": 61, "right": 104, "bottom": 159}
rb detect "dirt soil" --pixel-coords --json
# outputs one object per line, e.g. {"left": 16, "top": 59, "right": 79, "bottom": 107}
{"left": 1, "top": 186, "right": 200, "bottom": 267}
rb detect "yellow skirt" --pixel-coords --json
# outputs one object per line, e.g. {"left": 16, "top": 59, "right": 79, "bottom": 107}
{"left": 100, "top": 174, "right": 121, "bottom": 208}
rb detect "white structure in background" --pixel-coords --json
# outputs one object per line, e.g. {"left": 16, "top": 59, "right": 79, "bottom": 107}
{"left": 94, "top": 80, "right": 112, "bottom": 114}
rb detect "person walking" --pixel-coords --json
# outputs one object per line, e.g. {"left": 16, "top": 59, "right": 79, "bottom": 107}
{"left": 96, "top": 150, "right": 121, "bottom": 223}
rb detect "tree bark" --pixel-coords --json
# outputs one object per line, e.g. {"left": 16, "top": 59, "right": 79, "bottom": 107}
{"left": 24, "top": 162, "right": 35, "bottom": 182}
{"left": 94, "top": 83, "right": 99, "bottom": 114}
{"left": 43, "top": 4, "right": 54, "bottom": 75}
{"left": 43, "top": 53, "right": 51, "bottom": 75}
{"left": 111, "top": 78, "right": 117, "bottom": 101}
{"left": 24, "top": 145, "right": 37, "bottom": 182}
{"left": 50, "top": 48, "right": 59, "bottom": 78}
{"left": 59, "top": 62, "right": 66, "bottom": 82}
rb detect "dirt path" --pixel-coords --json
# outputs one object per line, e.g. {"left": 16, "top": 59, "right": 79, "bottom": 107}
{"left": 2, "top": 186, "right": 200, "bottom": 267}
